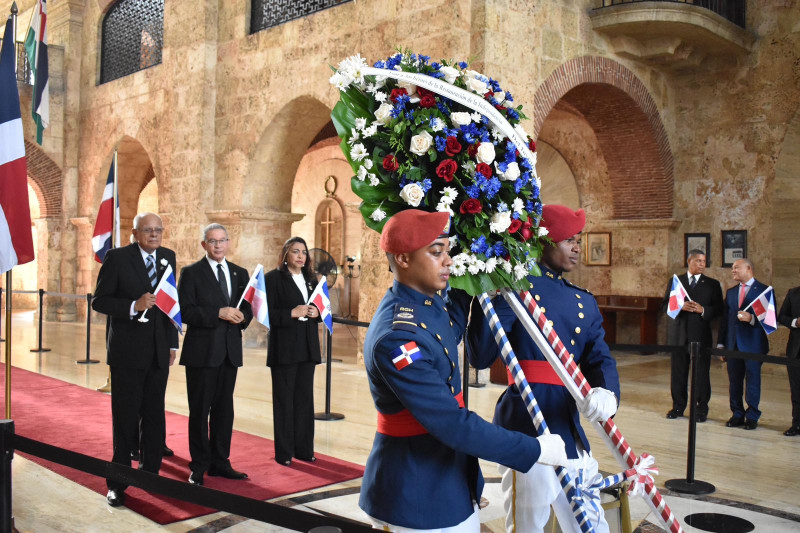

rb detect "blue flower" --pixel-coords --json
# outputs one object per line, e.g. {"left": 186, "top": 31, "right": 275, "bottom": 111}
{"left": 496, "top": 201, "right": 509, "bottom": 212}
{"left": 458, "top": 61, "right": 468, "bottom": 69}
{"left": 506, "top": 108, "right": 519, "bottom": 121}
{"left": 435, "top": 136, "right": 448, "bottom": 152}
{"left": 419, "top": 55, "right": 430, "bottom": 64}
{"left": 526, "top": 200, "right": 535, "bottom": 212}
{"left": 396, "top": 94, "right": 411, "bottom": 107}
{"left": 493, "top": 242, "right": 508, "bottom": 257}
{"left": 497, "top": 161, "right": 509, "bottom": 173}
{"left": 437, "top": 101, "right": 451, "bottom": 115}
{"left": 521, "top": 158, "right": 533, "bottom": 170}
{"left": 431, "top": 62, "right": 441, "bottom": 70}
{"left": 466, "top": 185, "right": 480, "bottom": 198}
{"left": 505, "top": 91, "right": 514, "bottom": 102}
{"left": 489, "top": 79, "right": 502, "bottom": 92}
{"left": 390, "top": 106, "right": 404, "bottom": 118}
{"left": 514, "top": 178, "right": 526, "bottom": 194}
{"left": 421, "top": 178, "right": 432, "bottom": 193}
{"left": 484, "top": 177, "right": 501, "bottom": 199}
{"left": 512, "top": 212, "right": 521, "bottom": 220}
{"left": 430, "top": 71, "right": 445, "bottom": 79}
{"left": 471, "top": 235, "right": 488, "bottom": 254}
{"left": 405, "top": 109, "right": 415, "bottom": 120}
{"left": 374, "top": 60, "right": 386, "bottom": 69}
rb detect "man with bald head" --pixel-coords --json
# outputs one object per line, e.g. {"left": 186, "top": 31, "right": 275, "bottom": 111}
{"left": 93, "top": 212, "right": 179, "bottom": 507}
{"left": 718, "top": 258, "right": 769, "bottom": 430}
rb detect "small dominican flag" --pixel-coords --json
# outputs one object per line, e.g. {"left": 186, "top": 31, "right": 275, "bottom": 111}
{"left": 667, "top": 274, "right": 691, "bottom": 319}
{"left": 309, "top": 278, "right": 333, "bottom": 335}
{"left": 153, "top": 263, "right": 182, "bottom": 331}
{"left": 391, "top": 341, "right": 421, "bottom": 370}
{"left": 745, "top": 286, "right": 777, "bottom": 335}
{"left": 240, "top": 264, "right": 269, "bottom": 328}
{"left": 91, "top": 156, "right": 119, "bottom": 263}
{"left": 24, "top": 0, "right": 49, "bottom": 144}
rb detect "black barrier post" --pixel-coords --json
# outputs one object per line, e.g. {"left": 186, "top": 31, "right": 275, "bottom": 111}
{"left": 29, "top": 288, "right": 51, "bottom": 353}
{"left": 315, "top": 328, "right": 344, "bottom": 421}
{"left": 76, "top": 293, "right": 100, "bottom": 365}
{"left": 665, "top": 342, "right": 715, "bottom": 495}
{"left": 0, "top": 420, "right": 14, "bottom": 533}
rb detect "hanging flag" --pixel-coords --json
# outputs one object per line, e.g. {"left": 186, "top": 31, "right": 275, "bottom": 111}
{"left": 666, "top": 274, "right": 691, "bottom": 320}
{"left": 24, "top": 0, "right": 49, "bottom": 144}
{"left": 744, "top": 286, "right": 777, "bottom": 335}
{"left": 308, "top": 277, "right": 333, "bottom": 335}
{"left": 239, "top": 264, "right": 269, "bottom": 328}
{"left": 0, "top": 15, "right": 35, "bottom": 274}
{"left": 153, "top": 263, "right": 182, "bottom": 331}
{"left": 91, "top": 155, "right": 119, "bottom": 263}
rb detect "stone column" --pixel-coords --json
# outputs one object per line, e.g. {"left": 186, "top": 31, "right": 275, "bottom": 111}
{"left": 65, "top": 217, "right": 93, "bottom": 321}
{"left": 356, "top": 221, "right": 393, "bottom": 366}
{"left": 206, "top": 209, "right": 304, "bottom": 347}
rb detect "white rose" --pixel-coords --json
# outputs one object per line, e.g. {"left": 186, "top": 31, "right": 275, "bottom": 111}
{"left": 475, "top": 143, "right": 496, "bottom": 164}
{"left": 374, "top": 102, "right": 394, "bottom": 125}
{"left": 489, "top": 211, "right": 512, "bottom": 233}
{"left": 397, "top": 79, "right": 417, "bottom": 96}
{"left": 450, "top": 112, "right": 472, "bottom": 128}
{"left": 439, "top": 66, "right": 460, "bottom": 84}
{"left": 409, "top": 131, "right": 433, "bottom": 156}
{"left": 493, "top": 91, "right": 506, "bottom": 104}
{"left": 496, "top": 161, "right": 521, "bottom": 182}
{"left": 399, "top": 183, "right": 425, "bottom": 207}
{"left": 466, "top": 77, "right": 489, "bottom": 94}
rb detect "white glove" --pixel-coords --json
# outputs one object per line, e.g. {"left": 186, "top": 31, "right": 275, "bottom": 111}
{"left": 580, "top": 387, "right": 617, "bottom": 423}
{"left": 535, "top": 434, "right": 568, "bottom": 467}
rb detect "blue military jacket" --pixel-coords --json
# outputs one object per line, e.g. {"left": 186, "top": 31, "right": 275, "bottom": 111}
{"left": 466, "top": 265, "right": 620, "bottom": 459}
{"left": 360, "top": 281, "right": 542, "bottom": 530}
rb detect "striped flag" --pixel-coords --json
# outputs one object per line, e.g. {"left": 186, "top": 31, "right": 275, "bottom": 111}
{"left": 744, "top": 286, "right": 777, "bottom": 335}
{"left": 24, "top": 0, "right": 49, "bottom": 144}
{"left": 308, "top": 278, "right": 333, "bottom": 335}
{"left": 0, "top": 15, "right": 35, "bottom": 274}
{"left": 91, "top": 154, "right": 119, "bottom": 263}
{"left": 240, "top": 264, "right": 269, "bottom": 328}
{"left": 666, "top": 274, "right": 691, "bottom": 319}
{"left": 153, "top": 263, "right": 182, "bottom": 331}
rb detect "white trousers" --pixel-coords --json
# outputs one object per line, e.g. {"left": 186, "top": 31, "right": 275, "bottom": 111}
{"left": 499, "top": 449, "right": 609, "bottom": 533}
{"left": 367, "top": 505, "right": 480, "bottom": 532}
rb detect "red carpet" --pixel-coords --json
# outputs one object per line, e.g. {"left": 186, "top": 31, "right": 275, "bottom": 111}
{"left": 1, "top": 365, "right": 364, "bottom": 524}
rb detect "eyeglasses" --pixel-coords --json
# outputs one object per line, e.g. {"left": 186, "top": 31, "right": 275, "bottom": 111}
{"left": 140, "top": 228, "right": 163, "bottom": 235}
{"left": 206, "top": 238, "right": 229, "bottom": 246}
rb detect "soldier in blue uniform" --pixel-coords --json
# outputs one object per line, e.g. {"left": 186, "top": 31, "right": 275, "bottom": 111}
{"left": 360, "top": 209, "right": 568, "bottom": 532}
{"left": 467, "top": 205, "right": 620, "bottom": 533}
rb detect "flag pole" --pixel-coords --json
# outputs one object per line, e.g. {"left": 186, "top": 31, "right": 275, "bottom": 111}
{"left": 5, "top": 2, "right": 19, "bottom": 421}
{"left": 111, "top": 147, "right": 119, "bottom": 249}
{"left": 235, "top": 264, "right": 263, "bottom": 309}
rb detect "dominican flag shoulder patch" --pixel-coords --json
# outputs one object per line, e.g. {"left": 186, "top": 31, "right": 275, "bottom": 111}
{"left": 390, "top": 341, "right": 422, "bottom": 370}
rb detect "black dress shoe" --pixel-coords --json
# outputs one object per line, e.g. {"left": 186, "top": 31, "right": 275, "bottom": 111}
{"left": 665, "top": 409, "right": 683, "bottom": 419}
{"left": 783, "top": 425, "right": 800, "bottom": 436}
{"left": 297, "top": 456, "right": 317, "bottom": 463}
{"left": 106, "top": 489, "right": 125, "bottom": 507}
{"left": 744, "top": 419, "right": 758, "bottom": 430}
{"left": 130, "top": 450, "right": 140, "bottom": 461}
{"left": 208, "top": 465, "right": 248, "bottom": 479}
{"left": 726, "top": 416, "right": 744, "bottom": 427}
{"left": 276, "top": 458, "right": 292, "bottom": 466}
{"left": 162, "top": 445, "right": 174, "bottom": 457}
{"left": 695, "top": 413, "right": 707, "bottom": 423}
{"left": 188, "top": 471, "right": 204, "bottom": 485}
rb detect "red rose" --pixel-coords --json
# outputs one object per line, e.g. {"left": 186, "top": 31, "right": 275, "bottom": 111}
{"left": 508, "top": 219, "right": 522, "bottom": 234}
{"left": 529, "top": 139, "right": 537, "bottom": 152}
{"left": 467, "top": 143, "right": 479, "bottom": 157}
{"left": 382, "top": 154, "right": 399, "bottom": 172}
{"left": 389, "top": 88, "right": 408, "bottom": 103}
{"left": 459, "top": 199, "right": 482, "bottom": 215}
{"left": 436, "top": 159, "right": 458, "bottom": 182}
{"left": 419, "top": 94, "right": 436, "bottom": 108}
{"left": 495, "top": 104, "right": 507, "bottom": 112}
{"left": 417, "top": 87, "right": 434, "bottom": 98}
{"left": 484, "top": 91, "right": 493, "bottom": 99}
{"left": 476, "top": 163, "right": 492, "bottom": 178}
{"left": 445, "top": 136, "right": 462, "bottom": 156}
{"left": 520, "top": 221, "right": 533, "bottom": 242}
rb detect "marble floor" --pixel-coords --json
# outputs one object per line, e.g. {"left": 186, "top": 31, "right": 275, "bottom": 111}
{"left": 4, "top": 309, "right": 800, "bottom": 532}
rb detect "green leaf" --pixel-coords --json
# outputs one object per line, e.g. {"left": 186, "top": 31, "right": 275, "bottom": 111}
{"left": 352, "top": 177, "right": 394, "bottom": 203}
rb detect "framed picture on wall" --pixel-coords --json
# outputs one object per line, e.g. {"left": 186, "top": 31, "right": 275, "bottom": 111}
{"left": 684, "top": 233, "right": 711, "bottom": 266}
{"left": 721, "top": 230, "right": 747, "bottom": 267}
{"left": 585, "top": 232, "right": 611, "bottom": 266}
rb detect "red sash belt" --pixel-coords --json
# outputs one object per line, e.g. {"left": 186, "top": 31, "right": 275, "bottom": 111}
{"left": 507, "top": 360, "right": 565, "bottom": 387}
{"left": 377, "top": 391, "right": 464, "bottom": 437}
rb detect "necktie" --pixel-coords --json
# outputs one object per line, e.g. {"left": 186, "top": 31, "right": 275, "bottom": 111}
{"left": 689, "top": 276, "right": 696, "bottom": 289}
{"left": 738, "top": 283, "right": 746, "bottom": 308}
{"left": 217, "top": 264, "right": 230, "bottom": 304}
{"left": 146, "top": 255, "right": 157, "bottom": 288}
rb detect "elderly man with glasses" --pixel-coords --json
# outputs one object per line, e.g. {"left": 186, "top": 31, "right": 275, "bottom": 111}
{"left": 177, "top": 223, "right": 253, "bottom": 485}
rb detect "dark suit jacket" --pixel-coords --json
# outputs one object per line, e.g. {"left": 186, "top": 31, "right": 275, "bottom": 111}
{"left": 92, "top": 243, "right": 179, "bottom": 369}
{"left": 778, "top": 287, "right": 800, "bottom": 359}
{"left": 661, "top": 273, "right": 723, "bottom": 346}
{"left": 264, "top": 269, "right": 321, "bottom": 367}
{"left": 178, "top": 258, "right": 253, "bottom": 368}
{"left": 718, "top": 278, "right": 770, "bottom": 354}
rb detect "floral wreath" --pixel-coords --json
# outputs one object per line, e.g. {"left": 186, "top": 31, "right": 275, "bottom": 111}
{"left": 330, "top": 50, "right": 548, "bottom": 295}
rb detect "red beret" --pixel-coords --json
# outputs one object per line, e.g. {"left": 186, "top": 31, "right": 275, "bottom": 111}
{"left": 540, "top": 205, "right": 586, "bottom": 243}
{"left": 380, "top": 210, "right": 451, "bottom": 254}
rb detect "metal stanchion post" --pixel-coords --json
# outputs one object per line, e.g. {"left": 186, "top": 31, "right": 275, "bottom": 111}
{"left": 29, "top": 288, "right": 50, "bottom": 353}
{"left": 76, "top": 293, "right": 99, "bottom": 364}
{"left": 665, "top": 342, "right": 715, "bottom": 495}
{"left": 315, "top": 328, "right": 344, "bottom": 421}
{"left": 0, "top": 419, "right": 14, "bottom": 533}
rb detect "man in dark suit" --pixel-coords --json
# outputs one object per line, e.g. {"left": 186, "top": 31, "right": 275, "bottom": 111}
{"left": 662, "top": 250, "right": 723, "bottom": 422}
{"left": 178, "top": 223, "right": 253, "bottom": 485}
{"left": 777, "top": 287, "right": 800, "bottom": 436}
{"left": 718, "top": 258, "right": 770, "bottom": 430}
{"left": 92, "top": 212, "right": 179, "bottom": 507}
